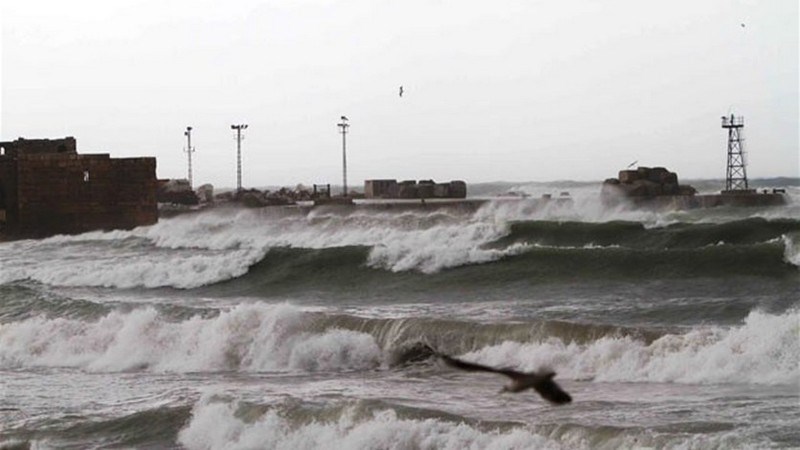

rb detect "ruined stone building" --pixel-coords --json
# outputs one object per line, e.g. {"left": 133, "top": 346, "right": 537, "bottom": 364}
{"left": 364, "top": 179, "right": 467, "bottom": 199}
{"left": 0, "top": 137, "right": 158, "bottom": 238}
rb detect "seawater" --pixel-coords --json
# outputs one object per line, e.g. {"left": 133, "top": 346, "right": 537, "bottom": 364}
{"left": 1, "top": 181, "right": 799, "bottom": 449}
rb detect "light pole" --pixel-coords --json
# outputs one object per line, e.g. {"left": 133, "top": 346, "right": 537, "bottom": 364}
{"left": 337, "top": 116, "right": 349, "bottom": 197}
{"left": 184, "top": 126, "right": 195, "bottom": 188}
{"left": 231, "top": 124, "right": 248, "bottom": 192}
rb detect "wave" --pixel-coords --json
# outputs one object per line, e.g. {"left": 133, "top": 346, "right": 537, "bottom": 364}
{"left": 4, "top": 238, "right": 796, "bottom": 292}
{"left": 0, "top": 282, "right": 111, "bottom": 322}
{"left": 178, "top": 396, "right": 560, "bottom": 450}
{"left": 0, "top": 304, "right": 381, "bottom": 373}
{"left": 2, "top": 208, "right": 797, "bottom": 290}
{"left": 491, "top": 217, "right": 800, "bottom": 250}
{"left": 207, "top": 241, "right": 796, "bottom": 298}
{"left": 1, "top": 303, "right": 795, "bottom": 386}
{"left": 1, "top": 403, "right": 192, "bottom": 449}
{"left": 460, "top": 309, "right": 799, "bottom": 386}
{"left": 176, "top": 395, "right": 771, "bottom": 450}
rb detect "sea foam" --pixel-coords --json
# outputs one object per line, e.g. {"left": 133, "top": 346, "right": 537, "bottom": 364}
{"left": 462, "top": 309, "right": 799, "bottom": 386}
{"left": 2, "top": 201, "right": 798, "bottom": 288}
{"left": 178, "top": 395, "right": 565, "bottom": 450}
{"left": 177, "top": 394, "right": 769, "bottom": 450}
{"left": 0, "top": 303, "right": 380, "bottom": 372}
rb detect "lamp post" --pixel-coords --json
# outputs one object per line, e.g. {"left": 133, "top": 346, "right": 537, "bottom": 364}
{"left": 184, "top": 126, "right": 195, "bottom": 188}
{"left": 337, "top": 116, "right": 349, "bottom": 197}
{"left": 231, "top": 124, "right": 248, "bottom": 192}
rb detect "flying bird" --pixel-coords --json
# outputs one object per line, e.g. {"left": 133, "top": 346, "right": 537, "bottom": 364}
{"left": 740, "top": 23, "right": 745, "bottom": 28}
{"left": 627, "top": 160, "right": 638, "bottom": 169}
{"left": 341, "top": 116, "right": 348, "bottom": 121}
{"left": 439, "top": 354, "right": 572, "bottom": 405}
{"left": 399, "top": 86, "right": 404, "bottom": 97}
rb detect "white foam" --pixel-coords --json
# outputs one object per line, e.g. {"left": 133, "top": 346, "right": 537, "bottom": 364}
{"left": 475, "top": 186, "right": 682, "bottom": 228}
{"left": 177, "top": 394, "right": 767, "bottom": 450}
{"left": 783, "top": 234, "right": 800, "bottom": 268}
{"left": 0, "top": 303, "right": 380, "bottom": 373}
{"left": 2, "top": 192, "right": 798, "bottom": 288}
{"left": 0, "top": 207, "right": 520, "bottom": 286}
{"left": 462, "top": 309, "right": 800, "bottom": 386}
{"left": 178, "top": 396, "right": 565, "bottom": 450}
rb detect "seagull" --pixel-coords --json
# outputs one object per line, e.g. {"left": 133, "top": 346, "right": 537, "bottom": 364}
{"left": 399, "top": 86, "right": 404, "bottom": 97}
{"left": 627, "top": 160, "right": 638, "bottom": 169}
{"left": 439, "top": 354, "right": 572, "bottom": 405}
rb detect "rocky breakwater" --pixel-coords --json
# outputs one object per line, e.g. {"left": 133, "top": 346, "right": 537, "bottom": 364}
{"left": 216, "top": 185, "right": 317, "bottom": 207}
{"left": 157, "top": 179, "right": 200, "bottom": 206}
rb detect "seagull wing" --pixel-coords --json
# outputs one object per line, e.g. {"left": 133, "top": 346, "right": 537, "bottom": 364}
{"left": 532, "top": 371, "right": 572, "bottom": 405}
{"left": 440, "top": 354, "right": 572, "bottom": 405}
{"left": 439, "top": 354, "right": 523, "bottom": 378}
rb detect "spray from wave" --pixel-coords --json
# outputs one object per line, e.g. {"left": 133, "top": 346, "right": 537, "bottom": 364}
{"left": 1, "top": 303, "right": 796, "bottom": 386}
{"left": 0, "top": 303, "right": 380, "bottom": 372}
{"left": 461, "top": 309, "right": 799, "bottom": 386}
{"left": 2, "top": 205, "right": 798, "bottom": 290}
{"left": 178, "top": 396, "right": 566, "bottom": 450}
{"left": 176, "top": 394, "right": 770, "bottom": 450}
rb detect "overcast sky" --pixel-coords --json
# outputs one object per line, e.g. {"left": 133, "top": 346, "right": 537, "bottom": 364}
{"left": 1, "top": 0, "right": 797, "bottom": 188}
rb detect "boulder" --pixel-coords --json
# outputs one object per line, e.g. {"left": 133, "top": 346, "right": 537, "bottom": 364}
{"left": 157, "top": 179, "right": 199, "bottom": 205}
{"left": 195, "top": 184, "right": 214, "bottom": 203}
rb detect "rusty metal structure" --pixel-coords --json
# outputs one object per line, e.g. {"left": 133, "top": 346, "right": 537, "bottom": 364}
{"left": 721, "top": 114, "right": 750, "bottom": 192}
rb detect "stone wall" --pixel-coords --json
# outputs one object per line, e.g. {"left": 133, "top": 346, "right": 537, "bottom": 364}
{"left": 363, "top": 179, "right": 467, "bottom": 199}
{"left": 602, "top": 166, "right": 696, "bottom": 206}
{"left": 0, "top": 137, "right": 77, "bottom": 157}
{"left": 6, "top": 153, "right": 157, "bottom": 237}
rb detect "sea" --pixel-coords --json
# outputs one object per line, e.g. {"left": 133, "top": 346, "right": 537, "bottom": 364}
{"left": 1, "top": 179, "right": 798, "bottom": 450}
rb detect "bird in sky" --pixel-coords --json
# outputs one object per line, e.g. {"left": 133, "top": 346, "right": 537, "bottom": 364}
{"left": 399, "top": 86, "right": 404, "bottom": 97}
{"left": 627, "top": 160, "right": 638, "bottom": 169}
{"left": 341, "top": 116, "right": 348, "bottom": 121}
{"left": 741, "top": 23, "right": 746, "bottom": 28}
{"left": 439, "top": 354, "right": 572, "bottom": 405}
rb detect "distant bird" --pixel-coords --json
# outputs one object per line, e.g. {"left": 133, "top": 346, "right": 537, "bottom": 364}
{"left": 399, "top": 86, "right": 404, "bottom": 97}
{"left": 740, "top": 23, "right": 746, "bottom": 28}
{"left": 341, "top": 116, "right": 348, "bottom": 121}
{"left": 627, "top": 160, "right": 638, "bottom": 169}
{"left": 439, "top": 354, "right": 572, "bottom": 405}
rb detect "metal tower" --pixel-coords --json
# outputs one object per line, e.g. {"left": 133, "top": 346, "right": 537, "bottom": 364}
{"left": 337, "top": 116, "right": 349, "bottom": 197}
{"left": 231, "top": 124, "right": 248, "bottom": 192}
{"left": 721, "top": 114, "right": 748, "bottom": 192}
{"left": 184, "top": 126, "right": 195, "bottom": 188}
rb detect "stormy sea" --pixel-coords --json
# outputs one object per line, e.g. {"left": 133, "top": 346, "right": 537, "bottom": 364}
{"left": 1, "top": 180, "right": 798, "bottom": 450}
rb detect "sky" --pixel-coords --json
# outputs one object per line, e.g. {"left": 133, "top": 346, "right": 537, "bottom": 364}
{"left": 1, "top": 0, "right": 797, "bottom": 188}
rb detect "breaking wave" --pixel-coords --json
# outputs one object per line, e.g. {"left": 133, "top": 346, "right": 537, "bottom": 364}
{"left": 0, "top": 304, "right": 380, "bottom": 373}
{"left": 460, "top": 309, "right": 799, "bottom": 386}
{"left": 1, "top": 208, "right": 797, "bottom": 290}
{"left": 1, "top": 303, "right": 796, "bottom": 386}
{"left": 178, "top": 397, "right": 564, "bottom": 450}
{"left": 176, "top": 395, "right": 771, "bottom": 450}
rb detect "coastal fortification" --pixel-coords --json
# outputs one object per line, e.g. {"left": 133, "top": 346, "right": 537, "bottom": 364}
{"left": 602, "top": 166, "right": 785, "bottom": 209}
{"left": 364, "top": 179, "right": 467, "bottom": 199}
{"left": 0, "top": 137, "right": 157, "bottom": 238}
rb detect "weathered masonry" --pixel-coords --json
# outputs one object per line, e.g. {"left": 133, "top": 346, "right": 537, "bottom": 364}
{"left": 364, "top": 179, "right": 467, "bottom": 199}
{"left": 0, "top": 137, "right": 158, "bottom": 238}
